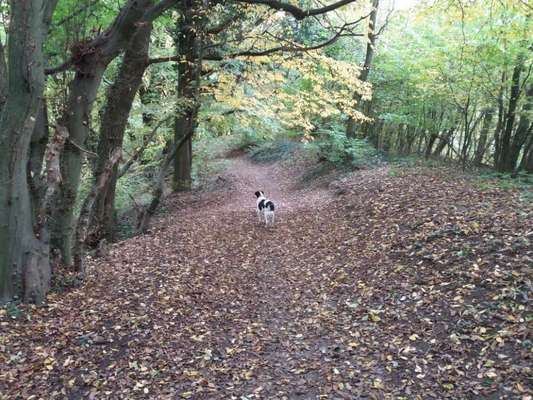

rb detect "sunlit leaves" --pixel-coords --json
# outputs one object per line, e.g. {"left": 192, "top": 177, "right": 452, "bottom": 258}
{"left": 209, "top": 51, "right": 371, "bottom": 138}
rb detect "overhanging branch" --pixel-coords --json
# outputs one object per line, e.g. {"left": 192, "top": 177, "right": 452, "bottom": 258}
{"left": 149, "top": 19, "right": 365, "bottom": 64}
{"left": 232, "top": 0, "right": 358, "bottom": 20}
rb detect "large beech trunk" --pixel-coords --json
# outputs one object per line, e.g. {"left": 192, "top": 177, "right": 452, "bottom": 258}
{"left": 29, "top": 102, "right": 50, "bottom": 221}
{"left": 90, "top": 23, "right": 152, "bottom": 243}
{"left": 0, "top": 0, "right": 58, "bottom": 303}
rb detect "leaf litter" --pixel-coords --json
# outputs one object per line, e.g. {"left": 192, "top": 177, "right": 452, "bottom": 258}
{"left": 1, "top": 157, "right": 531, "bottom": 399}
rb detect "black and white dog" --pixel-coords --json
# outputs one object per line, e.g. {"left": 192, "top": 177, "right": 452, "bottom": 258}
{"left": 255, "top": 191, "right": 275, "bottom": 225}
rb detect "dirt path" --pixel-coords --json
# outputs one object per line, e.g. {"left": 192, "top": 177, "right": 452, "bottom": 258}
{"left": 1, "top": 156, "right": 531, "bottom": 399}
{"left": 214, "top": 156, "right": 334, "bottom": 212}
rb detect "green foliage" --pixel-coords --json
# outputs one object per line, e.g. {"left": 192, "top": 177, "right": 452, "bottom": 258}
{"left": 371, "top": 0, "right": 532, "bottom": 166}
{"left": 249, "top": 140, "right": 300, "bottom": 163}
{"left": 475, "top": 170, "right": 533, "bottom": 201}
{"left": 230, "top": 126, "right": 268, "bottom": 151}
{"left": 4, "top": 301, "right": 25, "bottom": 320}
{"left": 388, "top": 155, "right": 453, "bottom": 169}
{"left": 115, "top": 172, "right": 152, "bottom": 211}
{"left": 192, "top": 135, "right": 233, "bottom": 188}
{"left": 308, "top": 127, "right": 382, "bottom": 168}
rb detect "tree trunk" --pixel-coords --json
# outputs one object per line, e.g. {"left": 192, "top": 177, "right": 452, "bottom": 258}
{"left": 493, "top": 72, "right": 506, "bottom": 168}
{"left": 520, "top": 133, "right": 533, "bottom": 173}
{"left": 474, "top": 108, "right": 494, "bottom": 166}
{"left": 90, "top": 23, "right": 152, "bottom": 243}
{"left": 173, "top": 1, "right": 203, "bottom": 191}
{"left": 138, "top": 1, "right": 205, "bottom": 228}
{"left": 508, "top": 85, "right": 533, "bottom": 171}
{"left": 0, "top": 0, "right": 58, "bottom": 303}
{"left": 74, "top": 150, "right": 121, "bottom": 274}
{"left": 433, "top": 127, "right": 455, "bottom": 157}
{"left": 496, "top": 56, "right": 524, "bottom": 172}
{"left": 50, "top": 0, "right": 157, "bottom": 265}
{"left": 137, "top": 128, "right": 195, "bottom": 233}
{"left": 425, "top": 132, "right": 439, "bottom": 159}
{"left": 173, "top": 117, "right": 193, "bottom": 191}
{"left": 0, "top": 39, "right": 7, "bottom": 112}
{"left": 29, "top": 101, "right": 50, "bottom": 221}
{"left": 346, "top": 0, "right": 378, "bottom": 138}
{"left": 50, "top": 66, "right": 107, "bottom": 265}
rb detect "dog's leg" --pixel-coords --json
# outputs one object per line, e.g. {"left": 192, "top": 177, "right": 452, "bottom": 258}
{"left": 272, "top": 212, "right": 275, "bottom": 225}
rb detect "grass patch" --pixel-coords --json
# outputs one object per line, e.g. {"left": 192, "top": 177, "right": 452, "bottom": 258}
{"left": 474, "top": 170, "right": 533, "bottom": 202}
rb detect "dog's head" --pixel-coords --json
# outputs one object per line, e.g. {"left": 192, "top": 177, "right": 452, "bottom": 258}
{"left": 255, "top": 191, "right": 264, "bottom": 198}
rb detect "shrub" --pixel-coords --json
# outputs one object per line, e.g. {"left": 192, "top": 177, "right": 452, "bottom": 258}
{"left": 249, "top": 140, "right": 300, "bottom": 163}
{"left": 308, "top": 127, "right": 382, "bottom": 168}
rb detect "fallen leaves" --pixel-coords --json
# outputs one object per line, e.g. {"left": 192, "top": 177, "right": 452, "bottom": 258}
{"left": 0, "top": 159, "right": 531, "bottom": 399}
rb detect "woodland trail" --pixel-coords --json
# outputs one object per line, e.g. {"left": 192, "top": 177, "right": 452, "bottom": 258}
{"left": 1, "top": 156, "right": 532, "bottom": 399}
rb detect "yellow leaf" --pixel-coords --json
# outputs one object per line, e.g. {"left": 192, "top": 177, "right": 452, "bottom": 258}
{"left": 372, "top": 378, "right": 384, "bottom": 389}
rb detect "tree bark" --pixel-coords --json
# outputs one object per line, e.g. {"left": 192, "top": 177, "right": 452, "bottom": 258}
{"left": 425, "top": 132, "right": 439, "bottom": 159}
{"left": 0, "top": 39, "right": 7, "bottom": 112}
{"left": 474, "top": 108, "right": 494, "bottom": 166}
{"left": 433, "top": 127, "right": 456, "bottom": 157}
{"left": 346, "top": 0, "right": 378, "bottom": 138}
{"left": 508, "top": 85, "right": 533, "bottom": 171}
{"left": 29, "top": 101, "right": 50, "bottom": 221}
{"left": 90, "top": 22, "right": 153, "bottom": 243}
{"left": 73, "top": 150, "right": 121, "bottom": 275}
{"left": 174, "top": 117, "right": 194, "bottom": 191}
{"left": 520, "top": 132, "right": 533, "bottom": 173}
{"left": 50, "top": 65, "right": 107, "bottom": 265}
{"left": 173, "top": 4, "right": 198, "bottom": 192}
{"left": 496, "top": 56, "right": 524, "bottom": 172}
{"left": 0, "top": 0, "right": 58, "bottom": 303}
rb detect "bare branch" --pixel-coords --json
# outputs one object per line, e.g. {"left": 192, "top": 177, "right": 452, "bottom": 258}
{"left": 225, "top": 20, "right": 363, "bottom": 57}
{"left": 376, "top": 3, "right": 394, "bottom": 37}
{"left": 67, "top": 138, "right": 98, "bottom": 158}
{"left": 142, "top": 0, "right": 177, "bottom": 22}
{"left": 232, "top": 0, "right": 358, "bottom": 20}
{"left": 118, "top": 116, "right": 172, "bottom": 177}
{"left": 45, "top": 59, "right": 73, "bottom": 75}
{"left": 137, "top": 128, "right": 195, "bottom": 233}
{"left": 150, "top": 19, "right": 364, "bottom": 64}
{"left": 206, "top": 16, "right": 236, "bottom": 35}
